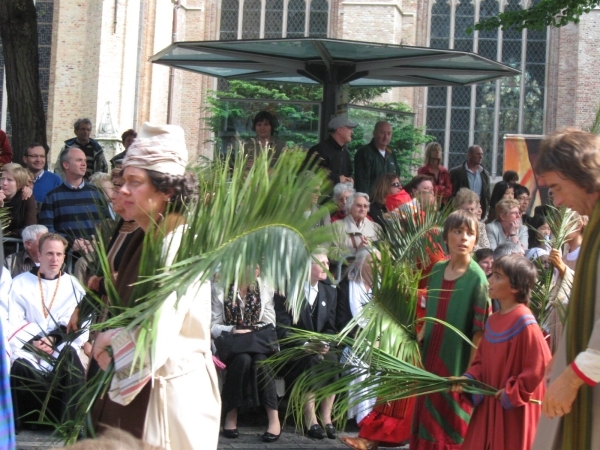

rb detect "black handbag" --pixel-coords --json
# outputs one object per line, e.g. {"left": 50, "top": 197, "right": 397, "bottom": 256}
{"left": 214, "top": 323, "right": 280, "bottom": 364}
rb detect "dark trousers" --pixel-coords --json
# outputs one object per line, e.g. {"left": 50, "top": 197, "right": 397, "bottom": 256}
{"left": 10, "top": 346, "right": 84, "bottom": 429}
{"left": 222, "top": 353, "right": 278, "bottom": 414}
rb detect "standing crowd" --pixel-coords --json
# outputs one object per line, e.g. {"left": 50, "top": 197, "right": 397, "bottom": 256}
{"left": 0, "top": 113, "right": 596, "bottom": 450}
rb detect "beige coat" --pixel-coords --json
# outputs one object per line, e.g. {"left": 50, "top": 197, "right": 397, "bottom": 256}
{"left": 533, "top": 256, "right": 600, "bottom": 449}
{"left": 108, "top": 225, "right": 221, "bottom": 450}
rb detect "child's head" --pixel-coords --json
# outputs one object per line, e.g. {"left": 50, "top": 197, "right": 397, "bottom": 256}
{"left": 443, "top": 210, "right": 479, "bottom": 254}
{"left": 491, "top": 254, "right": 538, "bottom": 305}
{"left": 528, "top": 214, "right": 551, "bottom": 249}
{"left": 474, "top": 248, "right": 494, "bottom": 276}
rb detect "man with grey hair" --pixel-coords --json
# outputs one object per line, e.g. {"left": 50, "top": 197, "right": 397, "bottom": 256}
{"left": 54, "top": 118, "right": 108, "bottom": 180}
{"left": 40, "top": 147, "right": 109, "bottom": 252}
{"left": 354, "top": 121, "right": 400, "bottom": 196}
{"left": 4, "top": 225, "right": 49, "bottom": 277}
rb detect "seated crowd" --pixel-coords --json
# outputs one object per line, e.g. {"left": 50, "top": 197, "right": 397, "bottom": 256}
{"left": 0, "top": 114, "right": 577, "bottom": 450}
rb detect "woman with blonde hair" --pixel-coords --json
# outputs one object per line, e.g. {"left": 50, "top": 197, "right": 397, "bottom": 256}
{"left": 417, "top": 142, "right": 452, "bottom": 205}
{"left": 0, "top": 163, "right": 37, "bottom": 239}
{"left": 485, "top": 198, "right": 528, "bottom": 251}
{"left": 453, "top": 187, "right": 490, "bottom": 250}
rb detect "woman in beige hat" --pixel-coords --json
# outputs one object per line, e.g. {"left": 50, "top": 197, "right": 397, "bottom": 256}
{"left": 91, "top": 123, "right": 220, "bottom": 450}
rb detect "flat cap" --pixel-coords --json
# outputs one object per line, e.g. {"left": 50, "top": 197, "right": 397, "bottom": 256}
{"left": 328, "top": 116, "right": 358, "bottom": 130}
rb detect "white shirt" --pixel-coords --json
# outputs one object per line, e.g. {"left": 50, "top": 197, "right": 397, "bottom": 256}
{"left": 304, "top": 281, "right": 319, "bottom": 307}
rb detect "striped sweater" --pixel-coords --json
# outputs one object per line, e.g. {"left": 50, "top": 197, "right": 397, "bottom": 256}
{"left": 39, "top": 182, "right": 109, "bottom": 243}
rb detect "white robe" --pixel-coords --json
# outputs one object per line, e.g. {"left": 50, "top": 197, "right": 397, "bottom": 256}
{"left": 107, "top": 225, "right": 221, "bottom": 450}
{"left": 6, "top": 270, "right": 87, "bottom": 369}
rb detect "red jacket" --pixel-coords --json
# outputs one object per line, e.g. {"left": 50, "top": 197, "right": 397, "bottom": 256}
{"left": 0, "top": 130, "right": 13, "bottom": 165}
{"left": 417, "top": 164, "right": 452, "bottom": 204}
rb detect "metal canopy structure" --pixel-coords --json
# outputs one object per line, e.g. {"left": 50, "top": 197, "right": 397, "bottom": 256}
{"left": 151, "top": 38, "right": 520, "bottom": 138}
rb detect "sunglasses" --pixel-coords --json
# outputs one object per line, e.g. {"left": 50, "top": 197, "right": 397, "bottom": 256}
{"left": 391, "top": 182, "right": 401, "bottom": 188}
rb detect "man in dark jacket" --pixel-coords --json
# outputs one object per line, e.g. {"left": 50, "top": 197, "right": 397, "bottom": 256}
{"left": 274, "top": 250, "right": 338, "bottom": 440}
{"left": 54, "top": 118, "right": 108, "bottom": 180}
{"left": 449, "top": 145, "right": 491, "bottom": 216}
{"left": 354, "top": 121, "right": 400, "bottom": 196}
{"left": 305, "top": 116, "right": 357, "bottom": 185}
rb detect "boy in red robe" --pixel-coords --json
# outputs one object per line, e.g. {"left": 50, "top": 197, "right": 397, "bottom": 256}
{"left": 453, "top": 254, "right": 551, "bottom": 450}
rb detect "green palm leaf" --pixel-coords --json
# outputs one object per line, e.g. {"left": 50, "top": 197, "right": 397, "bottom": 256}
{"left": 529, "top": 205, "right": 579, "bottom": 328}
{"left": 62, "top": 148, "right": 335, "bottom": 439}
{"left": 265, "top": 331, "right": 496, "bottom": 431}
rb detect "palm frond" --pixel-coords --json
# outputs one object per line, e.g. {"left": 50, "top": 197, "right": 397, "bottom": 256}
{"left": 529, "top": 205, "right": 579, "bottom": 328}
{"left": 265, "top": 331, "right": 496, "bottom": 431}
{"left": 64, "top": 149, "right": 335, "bottom": 437}
{"left": 379, "top": 200, "right": 450, "bottom": 266}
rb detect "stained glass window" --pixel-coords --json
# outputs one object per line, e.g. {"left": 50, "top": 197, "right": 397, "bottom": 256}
{"left": 425, "top": 0, "right": 547, "bottom": 177}
{"left": 242, "top": 0, "right": 261, "bottom": 39}
{"left": 220, "top": 0, "right": 240, "bottom": 40}
{"left": 309, "top": 0, "right": 329, "bottom": 38}
{"left": 265, "top": 0, "right": 284, "bottom": 39}
{"left": 287, "top": 0, "right": 307, "bottom": 38}
{"left": 430, "top": 0, "right": 451, "bottom": 50}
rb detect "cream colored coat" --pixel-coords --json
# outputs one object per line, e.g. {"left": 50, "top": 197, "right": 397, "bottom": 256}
{"left": 108, "top": 225, "right": 221, "bottom": 450}
{"left": 533, "top": 256, "right": 600, "bottom": 449}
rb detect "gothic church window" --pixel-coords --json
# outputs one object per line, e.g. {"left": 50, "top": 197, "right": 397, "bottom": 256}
{"left": 219, "top": 0, "right": 329, "bottom": 40}
{"left": 425, "top": 0, "right": 548, "bottom": 177}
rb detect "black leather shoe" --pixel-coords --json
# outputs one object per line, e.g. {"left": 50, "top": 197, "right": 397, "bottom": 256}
{"left": 222, "top": 428, "right": 239, "bottom": 438}
{"left": 324, "top": 423, "right": 337, "bottom": 439}
{"left": 262, "top": 431, "right": 281, "bottom": 443}
{"left": 306, "top": 424, "right": 326, "bottom": 439}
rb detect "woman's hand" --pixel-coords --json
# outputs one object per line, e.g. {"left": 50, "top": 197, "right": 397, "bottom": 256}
{"left": 0, "top": 190, "right": 5, "bottom": 207}
{"left": 87, "top": 275, "right": 103, "bottom": 292}
{"left": 21, "top": 186, "right": 33, "bottom": 201}
{"left": 93, "top": 331, "right": 115, "bottom": 371}
{"left": 549, "top": 249, "right": 567, "bottom": 277}
{"left": 67, "top": 307, "right": 79, "bottom": 332}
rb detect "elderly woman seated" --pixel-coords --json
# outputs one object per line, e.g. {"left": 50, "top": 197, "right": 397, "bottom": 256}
{"left": 485, "top": 198, "right": 528, "bottom": 251}
{"left": 211, "top": 269, "right": 281, "bottom": 442}
{"left": 453, "top": 187, "right": 490, "bottom": 251}
{"left": 332, "top": 193, "right": 381, "bottom": 259}
{"left": 331, "top": 182, "right": 355, "bottom": 222}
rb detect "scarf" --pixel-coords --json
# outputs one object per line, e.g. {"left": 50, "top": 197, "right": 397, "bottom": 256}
{"left": 563, "top": 201, "right": 600, "bottom": 448}
{"left": 223, "top": 281, "right": 262, "bottom": 327}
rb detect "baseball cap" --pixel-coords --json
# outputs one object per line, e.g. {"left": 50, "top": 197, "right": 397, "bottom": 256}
{"left": 328, "top": 116, "right": 358, "bottom": 130}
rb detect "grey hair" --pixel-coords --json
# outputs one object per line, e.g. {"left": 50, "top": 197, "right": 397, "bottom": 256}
{"left": 59, "top": 146, "right": 82, "bottom": 167}
{"left": 346, "top": 246, "right": 375, "bottom": 282}
{"left": 74, "top": 118, "right": 92, "bottom": 131}
{"left": 22, "top": 224, "right": 49, "bottom": 243}
{"left": 311, "top": 247, "right": 329, "bottom": 259}
{"left": 493, "top": 242, "right": 525, "bottom": 260}
{"left": 89, "top": 172, "right": 111, "bottom": 187}
{"left": 332, "top": 182, "right": 355, "bottom": 202}
{"left": 346, "top": 192, "right": 370, "bottom": 211}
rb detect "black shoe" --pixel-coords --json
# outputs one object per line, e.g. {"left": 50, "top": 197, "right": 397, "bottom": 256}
{"left": 222, "top": 428, "right": 239, "bottom": 438}
{"left": 306, "top": 424, "right": 326, "bottom": 439}
{"left": 262, "top": 431, "right": 281, "bottom": 443}
{"left": 324, "top": 423, "right": 337, "bottom": 439}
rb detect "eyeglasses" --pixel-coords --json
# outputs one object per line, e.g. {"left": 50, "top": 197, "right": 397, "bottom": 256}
{"left": 391, "top": 182, "right": 401, "bottom": 188}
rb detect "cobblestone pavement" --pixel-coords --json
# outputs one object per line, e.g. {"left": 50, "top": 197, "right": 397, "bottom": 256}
{"left": 15, "top": 417, "right": 410, "bottom": 450}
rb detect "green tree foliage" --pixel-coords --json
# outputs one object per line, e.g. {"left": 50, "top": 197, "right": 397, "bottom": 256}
{"left": 204, "top": 80, "right": 433, "bottom": 180}
{"left": 472, "top": 0, "right": 600, "bottom": 31}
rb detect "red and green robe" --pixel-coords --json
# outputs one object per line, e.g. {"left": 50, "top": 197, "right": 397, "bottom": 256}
{"left": 411, "top": 259, "right": 490, "bottom": 450}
